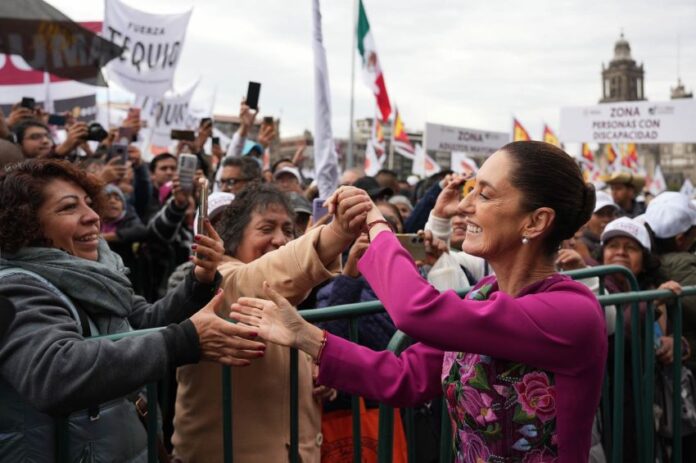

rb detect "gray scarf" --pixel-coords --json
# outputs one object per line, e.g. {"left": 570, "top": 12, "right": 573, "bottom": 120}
{"left": 0, "top": 240, "right": 134, "bottom": 334}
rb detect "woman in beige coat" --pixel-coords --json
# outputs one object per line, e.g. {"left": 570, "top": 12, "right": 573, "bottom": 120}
{"left": 172, "top": 183, "right": 369, "bottom": 462}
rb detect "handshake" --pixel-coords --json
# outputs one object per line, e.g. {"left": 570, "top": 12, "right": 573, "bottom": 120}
{"left": 323, "top": 186, "right": 385, "bottom": 240}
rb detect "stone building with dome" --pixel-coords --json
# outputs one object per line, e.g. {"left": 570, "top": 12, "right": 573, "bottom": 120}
{"left": 597, "top": 33, "right": 694, "bottom": 188}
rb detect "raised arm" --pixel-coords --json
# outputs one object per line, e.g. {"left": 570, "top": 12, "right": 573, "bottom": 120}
{"left": 358, "top": 232, "right": 606, "bottom": 376}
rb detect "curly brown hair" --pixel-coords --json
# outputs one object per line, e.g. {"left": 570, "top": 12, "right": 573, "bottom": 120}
{"left": 0, "top": 159, "right": 106, "bottom": 254}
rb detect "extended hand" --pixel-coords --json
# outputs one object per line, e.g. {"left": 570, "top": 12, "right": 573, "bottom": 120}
{"left": 433, "top": 174, "right": 469, "bottom": 219}
{"left": 190, "top": 290, "right": 267, "bottom": 366}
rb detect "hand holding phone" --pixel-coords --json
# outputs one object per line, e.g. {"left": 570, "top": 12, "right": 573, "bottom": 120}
{"left": 246, "top": 82, "right": 261, "bottom": 110}
{"left": 196, "top": 178, "right": 209, "bottom": 237}
{"left": 178, "top": 154, "right": 198, "bottom": 192}
{"left": 312, "top": 198, "right": 329, "bottom": 224}
{"left": 171, "top": 129, "right": 196, "bottom": 141}
{"left": 396, "top": 234, "right": 427, "bottom": 261}
{"left": 20, "top": 97, "right": 36, "bottom": 110}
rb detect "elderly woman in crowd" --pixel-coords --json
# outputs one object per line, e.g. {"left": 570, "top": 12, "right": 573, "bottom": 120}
{"left": 172, "top": 183, "right": 368, "bottom": 462}
{"left": 0, "top": 159, "right": 264, "bottom": 462}
{"left": 233, "top": 141, "right": 608, "bottom": 461}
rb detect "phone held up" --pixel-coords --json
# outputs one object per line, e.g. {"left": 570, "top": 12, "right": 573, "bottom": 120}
{"left": 396, "top": 233, "right": 427, "bottom": 262}
{"left": 171, "top": 129, "right": 196, "bottom": 141}
{"left": 20, "top": 97, "right": 35, "bottom": 110}
{"left": 177, "top": 154, "right": 198, "bottom": 192}
{"left": 246, "top": 81, "right": 261, "bottom": 110}
{"left": 312, "top": 198, "right": 330, "bottom": 224}
{"left": 196, "top": 178, "right": 209, "bottom": 237}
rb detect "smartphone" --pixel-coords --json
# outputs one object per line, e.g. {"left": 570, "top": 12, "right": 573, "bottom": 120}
{"left": 211, "top": 136, "right": 220, "bottom": 146}
{"left": 47, "top": 114, "right": 67, "bottom": 126}
{"left": 246, "top": 81, "right": 261, "bottom": 110}
{"left": 171, "top": 129, "right": 196, "bottom": 141}
{"left": 20, "top": 97, "right": 36, "bottom": 110}
{"left": 108, "top": 143, "right": 129, "bottom": 164}
{"left": 178, "top": 154, "right": 198, "bottom": 192}
{"left": 196, "top": 178, "right": 209, "bottom": 237}
{"left": 263, "top": 116, "right": 274, "bottom": 125}
{"left": 312, "top": 198, "right": 329, "bottom": 223}
{"left": 117, "top": 126, "right": 135, "bottom": 144}
{"left": 396, "top": 233, "right": 427, "bottom": 261}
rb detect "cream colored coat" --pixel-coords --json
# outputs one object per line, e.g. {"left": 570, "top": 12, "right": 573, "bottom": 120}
{"left": 172, "top": 226, "right": 340, "bottom": 462}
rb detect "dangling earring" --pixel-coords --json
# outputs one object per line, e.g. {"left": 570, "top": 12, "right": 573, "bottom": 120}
{"left": 521, "top": 236, "right": 529, "bottom": 245}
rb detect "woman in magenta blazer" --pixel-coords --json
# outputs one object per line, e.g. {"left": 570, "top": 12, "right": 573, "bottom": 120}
{"left": 232, "top": 141, "right": 607, "bottom": 462}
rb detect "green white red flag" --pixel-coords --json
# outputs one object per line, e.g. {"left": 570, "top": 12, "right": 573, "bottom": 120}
{"left": 357, "top": 0, "right": 391, "bottom": 122}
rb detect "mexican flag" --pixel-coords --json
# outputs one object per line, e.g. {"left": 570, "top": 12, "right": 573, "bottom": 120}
{"left": 358, "top": 0, "right": 391, "bottom": 122}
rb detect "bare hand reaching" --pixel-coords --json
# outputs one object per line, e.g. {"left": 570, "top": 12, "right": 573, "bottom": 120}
{"left": 230, "top": 282, "right": 324, "bottom": 358}
{"left": 190, "top": 290, "right": 267, "bottom": 366}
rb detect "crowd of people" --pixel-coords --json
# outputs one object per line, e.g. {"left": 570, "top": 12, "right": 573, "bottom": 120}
{"left": 0, "top": 100, "right": 695, "bottom": 463}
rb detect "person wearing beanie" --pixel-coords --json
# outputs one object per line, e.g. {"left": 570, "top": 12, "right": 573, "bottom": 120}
{"left": 100, "top": 184, "right": 148, "bottom": 285}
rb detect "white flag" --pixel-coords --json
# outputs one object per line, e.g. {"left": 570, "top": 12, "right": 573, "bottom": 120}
{"left": 312, "top": 0, "right": 339, "bottom": 199}
{"left": 103, "top": 0, "right": 192, "bottom": 97}
{"left": 680, "top": 178, "right": 694, "bottom": 198}
{"left": 450, "top": 151, "right": 478, "bottom": 177}
{"left": 412, "top": 144, "right": 441, "bottom": 177}
{"left": 364, "top": 140, "right": 384, "bottom": 176}
{"left": 649, "top": 165, "right": 667, "bottom": 196}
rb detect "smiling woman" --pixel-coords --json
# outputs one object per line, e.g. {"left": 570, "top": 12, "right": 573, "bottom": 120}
{"left": 231, "top": 141, "right": 608, "bottom": 462}
{"left": 0, "top": 159, "right": 266, "bottom": 462}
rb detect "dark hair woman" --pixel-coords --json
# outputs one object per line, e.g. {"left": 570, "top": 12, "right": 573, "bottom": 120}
{"left": 0, "top": 159, "right": 264, "bottom": 461}
{"left": 172, "top": 182, "right": 369, "bottom": 462}
{"left": 233, "top": 142, "right": 608, "bottom": 461}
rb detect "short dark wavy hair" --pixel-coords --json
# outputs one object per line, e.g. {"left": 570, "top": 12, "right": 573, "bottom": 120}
{"left": 215, "top": 183, "right": 294, "bottom": 258}
{"left": 0, "top": 159, "right": 106, "bottom": 254}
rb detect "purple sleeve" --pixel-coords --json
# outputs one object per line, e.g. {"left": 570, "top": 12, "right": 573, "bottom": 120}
{"left": 358, "top": 233, "right": 606, "bottom": 376}
{"left": 316, "top": 334, "right": 444, "bottom": 407}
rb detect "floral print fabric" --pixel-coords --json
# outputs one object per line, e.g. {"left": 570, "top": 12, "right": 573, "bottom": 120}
{"left": 441, "top": 284, "right": 559, "bottom": 462}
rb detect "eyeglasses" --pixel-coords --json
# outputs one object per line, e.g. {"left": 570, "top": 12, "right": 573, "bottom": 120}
{"left": 26, "top": 133, "right": 52, "bottom": 141}
{"left": 217, "top": 177, "right": 251, "bottom": 188}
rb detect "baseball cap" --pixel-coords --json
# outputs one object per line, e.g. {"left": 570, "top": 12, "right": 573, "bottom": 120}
{"left": 644, "top": 191, "right": 696, "bottom": 238}
{"left": 286, "top": 192, "right": 312, "bottom": 215}
{"left": 242, "top": 140, "right": 264, "bottom": 157}
{"left": 601, "top": 216, "right": 651, "bottom": 251}
{"left": 194, "top": 191, "right": 235, "bottom": 227}
{"left": 594, "top": 190, "right": 619, "bottom": 214}
{"left": 273, "top": 166, "right": 302, "bottom": 183}
{"left": 353, "top": 176, "right": 393, "bottom": 200}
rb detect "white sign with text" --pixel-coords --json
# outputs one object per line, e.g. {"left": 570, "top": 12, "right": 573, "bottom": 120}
{"left": 425, "top": 122, "right": 510, "bottom": 157}
{"left": 560, "top": 99, "right": 696, "bottom": 143}
{"left": 103, "top": 0, "right": 192, "bottom": 97}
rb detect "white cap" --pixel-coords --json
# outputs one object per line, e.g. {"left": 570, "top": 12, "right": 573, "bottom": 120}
{"left": 195, "top": 191, "right": 235, "bottom": 226}
{"left": 601, "top": 217, "right": 651, "bottom": 251}
{"left": 594, "top": 190, "right": 619, "bottom": 214}
{"left": 406, "top": 175, "right": 419, "bottom": 186}
{"left": 273, "top": 166, "right": 301, "bottom": 182}
{"left": 645, "top": 191, "right": 696, "bottom": 238}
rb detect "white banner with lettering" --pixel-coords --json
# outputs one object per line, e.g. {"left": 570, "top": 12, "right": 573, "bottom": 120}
{"left": 103, "top": 0, "right": 192, "bottom": 97}
{"left": 425, "top": 122, "right": 510, "bottom": 157}
{"left": 136, "top": 81, "right": 198, "bottom": 154}
{"left": 560, "top": 99, "right": 696, "bottom": 143}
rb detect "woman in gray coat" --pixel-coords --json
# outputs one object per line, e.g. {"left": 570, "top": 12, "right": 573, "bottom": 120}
{"left": 0, "top": 159, "right": 265, "bottom": 462}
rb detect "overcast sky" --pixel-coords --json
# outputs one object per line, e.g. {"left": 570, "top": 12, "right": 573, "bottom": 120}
{"left": 48, "top": 0, "right": 696, "bottom": 140}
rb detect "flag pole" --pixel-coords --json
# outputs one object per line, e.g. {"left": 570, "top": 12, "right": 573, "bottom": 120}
{"left": 388, "top": 112, "right": 395, "bottom": 170}
{"left": 347, "top": 0, "right": 357, "bottom": 169}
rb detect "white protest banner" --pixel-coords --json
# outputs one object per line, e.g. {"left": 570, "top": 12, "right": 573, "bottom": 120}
{"left": 103, "top": 0, "right": 192, "bottom": 97}
{"left": 425, "top": 122, "right": 510, "bottom": 157}
{"left": 450, "top": 151, "right": 478, "bottom": 176}
{"left": 136, "top": 81, "right": 198, "bottom": 155}
{"left": 560, "top": 99, "right": 696, "bottom": 144}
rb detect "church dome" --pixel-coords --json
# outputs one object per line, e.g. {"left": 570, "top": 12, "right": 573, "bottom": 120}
{"left": 613, "top": 33, "right": 632, "bottom": 61}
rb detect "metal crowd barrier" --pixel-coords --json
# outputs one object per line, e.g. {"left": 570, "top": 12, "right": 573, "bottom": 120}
{"left": 54, "top": 265, "right": 694, "bottom": 463}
